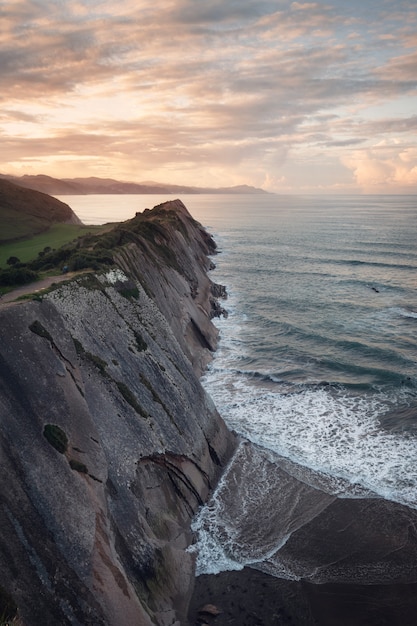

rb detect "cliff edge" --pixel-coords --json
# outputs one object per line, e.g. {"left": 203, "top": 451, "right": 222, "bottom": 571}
{"left": 0, "top": 200, "right": 236, "bottom": 625}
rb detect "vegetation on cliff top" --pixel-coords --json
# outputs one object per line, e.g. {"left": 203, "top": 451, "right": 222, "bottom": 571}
{"left": 0, "top": 223, "right": 106, "bottom": 268}
{"left": 0, "top": 200, "right": 201, "bottom": 293}
{"left": 0, "top": 178, "right": 108, "bottom": 288}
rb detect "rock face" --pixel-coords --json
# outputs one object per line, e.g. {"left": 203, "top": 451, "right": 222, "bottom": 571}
{"left": 0, "top": 200, "right": 236, "bottom": 625}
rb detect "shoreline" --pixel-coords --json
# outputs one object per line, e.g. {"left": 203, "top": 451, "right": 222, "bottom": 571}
{"left": 187, "top": 439, "right": 417, "bottom": 625}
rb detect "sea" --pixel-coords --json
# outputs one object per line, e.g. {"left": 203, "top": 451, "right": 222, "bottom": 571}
{"left": 59, "top": 193, "right": 417, "bottom": 578}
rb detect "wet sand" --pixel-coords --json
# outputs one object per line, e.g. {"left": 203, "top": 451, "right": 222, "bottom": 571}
{"left": 189, "top": 568, "right": 417, "bottom": 626}
{"left": 189, "top": 568, "right": 315, "bottom": 625}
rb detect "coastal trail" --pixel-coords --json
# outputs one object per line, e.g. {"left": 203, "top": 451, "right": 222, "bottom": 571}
{"left": 0, "top": 271, "right": 89, "bottom": 307}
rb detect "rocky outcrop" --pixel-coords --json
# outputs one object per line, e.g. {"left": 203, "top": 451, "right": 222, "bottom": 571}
{"left": 190, "top": 440, "right": 417, "bottom": 625}
{"left": 0, "top": 200, "right": 236, "bottom": 625}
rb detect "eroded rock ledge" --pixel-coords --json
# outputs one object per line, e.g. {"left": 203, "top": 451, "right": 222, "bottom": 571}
{"left": 0, "top": 200, "right": 236, "bottom": 625}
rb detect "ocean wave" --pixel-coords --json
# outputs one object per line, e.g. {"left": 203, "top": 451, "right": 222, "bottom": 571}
{"left": 189, "top": 193, "right": 417, "bottom": 580}
{"left": 203, "top": 375, "right": 417, "bottom": 511}
{"left": 392, "top": 307, "right": 417, "bottom": 319}
{"left": 322, "top": 258, "right": 417, "bottom": 271}
{"left": 188, "top": 440, "right": 383, "bottom": 578}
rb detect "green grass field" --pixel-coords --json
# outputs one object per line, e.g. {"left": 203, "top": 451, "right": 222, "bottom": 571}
{"left": 0, "top": 207, "right": 51, "bottom": 242}
{"left": 0, "top": 223, "right": 107, "bottom": 268}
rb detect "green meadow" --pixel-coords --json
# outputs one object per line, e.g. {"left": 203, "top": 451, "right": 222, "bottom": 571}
{"left": 0, "top": 223, "right": 106, "bottom": 269}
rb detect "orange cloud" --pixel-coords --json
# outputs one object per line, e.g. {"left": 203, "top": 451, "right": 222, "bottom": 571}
{"left": 342, "top": 145, "right": 417, "bottom": 192}
{"left": 1, "top": 0, "right": 417, "bottom": 192}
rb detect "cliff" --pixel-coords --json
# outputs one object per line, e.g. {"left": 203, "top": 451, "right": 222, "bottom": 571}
{"left": 0, "top": 200, "right": 235, "bottom": 625}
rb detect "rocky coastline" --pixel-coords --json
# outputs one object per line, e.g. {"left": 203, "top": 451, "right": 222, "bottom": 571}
{"left": 3, "top": 198, "right": 417, "bottom": 626}
{"left": 0, "top": 200, "right": 236, "bottom": 625}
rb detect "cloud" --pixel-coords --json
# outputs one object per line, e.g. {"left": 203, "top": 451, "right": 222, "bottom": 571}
{"left": 0, "top": 0, "right": 416, "bottom": 191}
{"left": 342, "top": 144, "right": 417, "bottom": 191}
{"left": 0, "top": 109, "right": 40, "bottom": 123}
{"left": 169, "top": 0, "right": 271, "bottom": 26}
{"left": 376, "top": 50, "right": 417, "bottom": 82}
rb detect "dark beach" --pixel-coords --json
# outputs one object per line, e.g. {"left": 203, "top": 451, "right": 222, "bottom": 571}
{"left": 189, "top": 567, "right": 417, "bottom": 626}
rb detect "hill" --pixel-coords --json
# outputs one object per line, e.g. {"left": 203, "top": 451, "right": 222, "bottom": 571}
{"left": 1, "top": 173, "right": 268, "bottom": 195}
{"left": 0, "top": 178, "right": 81, "bottom": 244}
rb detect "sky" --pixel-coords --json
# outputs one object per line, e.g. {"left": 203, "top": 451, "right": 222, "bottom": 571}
{"left": 1, "top": 0, "right": 417, "bottom": 194}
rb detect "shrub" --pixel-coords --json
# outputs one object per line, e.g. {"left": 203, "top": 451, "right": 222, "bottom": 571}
{"left": 72, "top": 338, "right": 108, "bottom": 376}
{"left": 134, "top": 331, "right": 147, "bottom": 351}
{"left": 69, "top": 459, "right": 88, "bottom": 473}
{"left": 119, "top": 286, "right": 140, "bottom": 300}
{"left": 43, "top": 424, "right": 68, "bottom": 454}
{"left": 29, "top": 248, "right": 72, "bottom": 271}
{"left": 85, "top": 352, "right": 108, "bottom": 376}
{"left": 116, "top": 381, "right": 148, "bottom": 417}
{"left": 0, "top": 267, "right": 39, "bottom": 286}
{"left": 68, "top": 254, "right": 90, "bottom": 271}
{"left": 94, "top": 231, "right": 123, "bottom": 250}
{"left": 72, "top": 337, "right": 84, "bottom": 355}
{"left": 29, "top": 320, "right": 52, "bottom": 342}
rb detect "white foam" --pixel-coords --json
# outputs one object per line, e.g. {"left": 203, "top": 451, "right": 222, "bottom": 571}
{"left": 190, "top": 384, "right": 417, "bottom": 577}
{"left": 203, "top": 368, "right": 417, "bottom": 510}
{"left": 393, "top": 306, "right": 417, "bottom": 319}
{"left": 188, "top": 442, "right": 297, "bottom": 576}
{"left": 187, "top": 453, "right": 244, "bottom": 575}
{"left": 198, "top": 235, "right": 417, "bottom": 574}
{"left": 202, "top": 286, "right": 417, "bottom": 509}
{"left": 187, "top": 524, "right": 244, "bottom": 575}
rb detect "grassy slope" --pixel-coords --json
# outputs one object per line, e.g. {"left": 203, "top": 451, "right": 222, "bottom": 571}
{"left": 0, "top": 207, "right": 52, "bottom": 242}
{"left": 0, "top": 224, "right": 107, "bottom": 268}
{"left": 1, "top": 201, "right": 192, "bottom": 295}
{"left": 0, "top": 178, "right": 77, "bottom": 244}
{"left": 0, "top": 178, "right": 111, "bottom": 268}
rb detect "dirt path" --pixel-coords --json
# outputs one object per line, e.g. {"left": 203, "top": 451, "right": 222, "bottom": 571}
{"left": 0, "top": 271, "right": 85, "bottom": 306}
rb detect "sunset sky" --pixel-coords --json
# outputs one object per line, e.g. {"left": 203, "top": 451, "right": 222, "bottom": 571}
{"left": 1, "top": 0, "right": 417, "bottom": 193}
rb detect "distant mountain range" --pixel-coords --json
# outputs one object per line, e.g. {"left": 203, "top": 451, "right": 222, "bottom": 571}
{"left": 0, "top": 174, "right": 268, "bottom": 196}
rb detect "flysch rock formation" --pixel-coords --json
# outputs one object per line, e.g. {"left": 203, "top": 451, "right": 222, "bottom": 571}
{"left": 0, "top": 200, "right": 236, "bottom": 625}
{"left": 189, "top": 440, "right": 417, "bottom": 625}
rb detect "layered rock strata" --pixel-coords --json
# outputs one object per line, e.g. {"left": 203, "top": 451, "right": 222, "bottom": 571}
{"left": 190, "top": 440, "right": 417, "bottom": 625}
{"left": 0, "top": 200, "right": 236, "bottom": 625}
